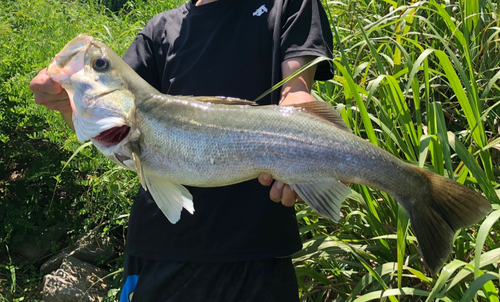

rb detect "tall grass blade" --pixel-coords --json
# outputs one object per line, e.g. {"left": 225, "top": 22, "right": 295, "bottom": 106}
{"left": 432, "top": 102, "right": 454, "bottom": 179}
{"left": 353, "top": 288, "right": 433, "bottom": 302}
{"left": 434, "top": 47, "right": 494, "bottom": 181}
{"left": 425, "top": 260, "right": 467, "bottom": 302}
{"left": 427, "top": 103, "right": 444, "bottom": 176}
{"left": 448, "top": 247, "right": 500, "bottom": 289}
{"left": 418, "top": 135, "right": 433, "bottom": 168}
{"left": 333, "top": 62, "right": 378, "bottom": 146}
{"left": 447, "top": 132, "right": 499, "bottom": 203}
{"left": 459, "top": 273, "right": 500, "bottom": 302}
{"left": 396, "top": 204, "right": 409, "bottom": 288}
{"left": 253, "top": 57, "right": 330, "bottom": 102}
{"left": 474, "top": 209, "right": 500, "bottom": 278}
{"left": 346, "top": 263, "right": 398, "bottom": 302}
{"left": 480, "top": 70, "right": 500, "bottom": 100}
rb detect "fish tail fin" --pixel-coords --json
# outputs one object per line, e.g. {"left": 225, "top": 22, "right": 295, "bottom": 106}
{"left": 404, "top": 166, "right": 491, "bottom": 273}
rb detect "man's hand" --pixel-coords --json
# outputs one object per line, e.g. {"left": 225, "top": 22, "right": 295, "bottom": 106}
{"left": 258, "top": 173, "right": 301, "bottom": 207}
{"left": 30, "top": 68, "right": 71, "bottom": 112}
{"left": 258, "top": 56, "right": 317, "bottom": 207}
{"left": 30, "top": 68, "right": 74, "bottom": 130}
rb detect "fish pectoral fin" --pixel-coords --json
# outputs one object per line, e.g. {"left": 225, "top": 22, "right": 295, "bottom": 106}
{"left": 132, "top": 152, "right": 147, "bottom": 190}
{"left": 192, "top": 96, "right": 258, "bottom": 106}
{"left": 290, "top": 179, "right": 351, "bottom": 222}
{"left": 145, "top": 176, "right": 195, "bottom": 224}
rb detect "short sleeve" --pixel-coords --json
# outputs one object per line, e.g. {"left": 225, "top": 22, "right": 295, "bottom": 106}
{"left": 281, "top": 0, "right": 334, "bottom": 80}
{"left": 122, "top": 22, "right": 162, "bottom": 91}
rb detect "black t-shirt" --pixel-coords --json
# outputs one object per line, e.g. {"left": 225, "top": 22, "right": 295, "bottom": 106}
{"left": 122, "top": 0, "right": 333, "bottom": 262}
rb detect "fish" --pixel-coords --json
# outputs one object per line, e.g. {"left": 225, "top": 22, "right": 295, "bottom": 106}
{"left": 46, "top": 34, "right": 492, "bottom": 274}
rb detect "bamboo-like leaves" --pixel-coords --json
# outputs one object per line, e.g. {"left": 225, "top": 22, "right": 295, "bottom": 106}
{"left": 296, "top": 0, "right": 499, "bottom": 300}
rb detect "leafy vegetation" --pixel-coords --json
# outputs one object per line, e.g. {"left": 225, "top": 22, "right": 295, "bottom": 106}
{"left": 1, "top": 0, "right": 499, "bottom": 301}
{"left": 293, "top": 0, "right": 500, "bottom": 301}
{"left": 0, "top": 0, "right": 179, "bottom": 299}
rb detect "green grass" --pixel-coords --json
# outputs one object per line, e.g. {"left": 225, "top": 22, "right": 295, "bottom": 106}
{"left": 1, "top": 0, "right": 499, "bottom": 301}
{"left": 294, "top": 0, "right": 500, "bottom": 300}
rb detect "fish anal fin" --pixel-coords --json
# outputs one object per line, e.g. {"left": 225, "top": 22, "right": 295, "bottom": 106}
{"left": 287, "top": 102, "right": 351, "bottom": 133}
{"left": 290, "top": 179, "right": 351, "bottom": 222}
{"left": 193, "top": 96, "right": 258, "bottom": 106}
{"left": 145, "top": 176, "right": 195, "bottom": 224}
{"left": 404, "top": 166, "right": 492, "bottom": 274}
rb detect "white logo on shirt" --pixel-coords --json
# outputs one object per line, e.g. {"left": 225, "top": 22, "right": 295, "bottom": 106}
{"left": 253, "top": 5, "right": 268, "bottom": 16}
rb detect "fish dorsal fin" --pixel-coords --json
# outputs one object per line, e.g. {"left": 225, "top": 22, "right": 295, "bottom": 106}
{"left": 193, "top": 96, "right": 258, "bottom": 106}
{"left": 290, "top": 178, "right": 351, "bottom": 222}
{"left": 145, "top": 175, "right": 195, "bottom": 224}
{"left": 288, "top": 102, "right": 352, "bottom": 133}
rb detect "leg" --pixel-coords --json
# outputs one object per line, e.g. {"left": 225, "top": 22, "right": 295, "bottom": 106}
{"left": 120, "top": 255, "right": 299, "bottom": 302}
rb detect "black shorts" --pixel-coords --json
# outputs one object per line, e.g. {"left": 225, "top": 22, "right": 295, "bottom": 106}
{"left": 120, "top": 255, "right": 300, "bottom": 302}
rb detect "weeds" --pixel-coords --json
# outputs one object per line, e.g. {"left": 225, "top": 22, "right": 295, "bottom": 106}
{"left": 293, "top": 0, "right": 500, "bottom": 300}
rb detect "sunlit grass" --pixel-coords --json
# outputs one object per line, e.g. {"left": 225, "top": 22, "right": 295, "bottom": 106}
{"left": 294, "top": 0, "right": 500, "bottom": 300}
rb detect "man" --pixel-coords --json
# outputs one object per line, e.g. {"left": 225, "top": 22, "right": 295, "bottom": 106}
{"left": 30, "top": 0, "right": 333, "bottom": 300}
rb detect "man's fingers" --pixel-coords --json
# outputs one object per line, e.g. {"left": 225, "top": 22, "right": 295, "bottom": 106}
{"left": 261, "top": 176, "right": 299, "bottom": 206}
{"left": 281, "top": 185, "right": 296, "bottom": 207}
{"left": 34, "top": 92, "right": 71, "bottom": 114}
{"left": 30, "top": 68, "right": 64, "bottom": 95}
{"left": 35, "top": 91, "right": 69, "bottom": 104}
{"left": 30, "top": 68, "right": 71, "bottom": 114}
{"left": 258, "top": 173, "right": 273, "bottom": 186}
{"left": 270, "top": 181, "right": 284, "bottom": 203}
{"left": 45, "top": 99, "right": 72, "bottom": 112}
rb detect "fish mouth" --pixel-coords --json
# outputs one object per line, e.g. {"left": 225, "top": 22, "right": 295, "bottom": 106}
{"left": 92, "top": 125, "right": 131, "bottom": 148}
{"left": 47, "top": 34, "right": 93, "bottom": 84}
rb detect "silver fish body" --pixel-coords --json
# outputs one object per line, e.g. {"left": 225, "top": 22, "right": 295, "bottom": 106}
{"left": 47, "top": 34, "right": 491, "bottom": 274}
{"left": 134, "top": 96, "right": 415, "bottom": 193}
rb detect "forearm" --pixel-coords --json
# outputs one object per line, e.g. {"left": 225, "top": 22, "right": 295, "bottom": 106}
{"left": 61, "top": 111, "right": 75, "bottom": 131}
{"left": 280, "top": 56, "right": 317, "bottom": 105}
{"left": 262, "top": 56, "right": 319, "bottom": 206}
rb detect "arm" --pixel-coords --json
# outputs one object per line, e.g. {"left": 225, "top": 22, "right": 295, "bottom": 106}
{"left": 279, "top": 56, "right": 316, "bottom": 106}
{"left": 258, "top": 56, "right": 317, "bottom": 207}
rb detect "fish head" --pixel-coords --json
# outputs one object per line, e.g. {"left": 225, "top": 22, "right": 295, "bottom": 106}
{"left": 47, "top": 34, "right": 143, "bottom": 159}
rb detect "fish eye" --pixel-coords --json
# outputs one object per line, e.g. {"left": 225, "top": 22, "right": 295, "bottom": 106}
{"left": 92, "top": 55, "right": 109, "bottom": 71}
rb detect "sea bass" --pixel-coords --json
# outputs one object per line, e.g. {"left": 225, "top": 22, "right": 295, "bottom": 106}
{"left": 47, "top": 34, "right": 491, "bottom": 273}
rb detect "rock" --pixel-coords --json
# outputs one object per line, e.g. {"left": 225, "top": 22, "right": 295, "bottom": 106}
{"left": 12, "top": 223, "right": 68, "bottom": 262}
{"left": 40, "top": 248, "right": 70, "bottom": 276}
{"left": 40, "top": 228, "right": 117, "bottom": 276}
{"left": 70, "top": 230, "right": 115, "bottom": 266}
{"left": 40, "top": 227, "right": 119, "bottom": 301}
{"left": 13, "top": 240, "right": 50, "bottom": 262}
{"left": 43, "top": 256, "right": 110, "bottom": 302}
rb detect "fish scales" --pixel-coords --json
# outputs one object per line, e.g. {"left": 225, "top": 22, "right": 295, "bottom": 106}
{"left": 136, "top": 96, "right": 426, "bottom": 208}
{"left": 46, "top": 34, "right": 492, "bottom": 274}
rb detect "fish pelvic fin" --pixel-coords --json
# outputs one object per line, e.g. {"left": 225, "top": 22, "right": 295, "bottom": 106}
{"left": 291, "top": 179, "right": 351, "bottom": 222}
{"left": 145, "top": 176, "right": 195, "bottom": 224}
{"left": 405, "top": 166, "right": 492, "bottom": 274}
